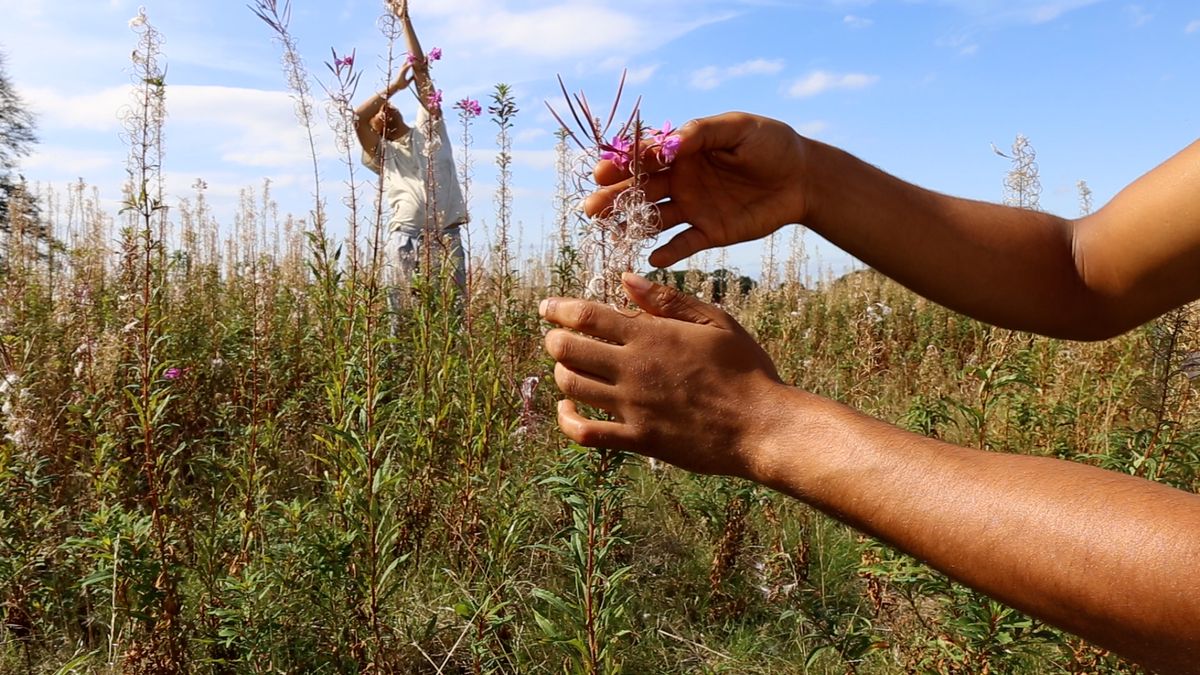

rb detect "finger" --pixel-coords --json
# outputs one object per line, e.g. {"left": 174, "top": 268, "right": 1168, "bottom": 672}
{"left": 539, "top": 298, "right": 633, "bottom": 344}
{"left": 553, "top": 362, "right": 620, "bottom": 410}
{"left": 654, "top": 200, "right": 686, "bottom": 233}
{"left": 584, "top": 171, "right": 672, "bottom": 221}
{"left": 594, "top": 158, "right": 630, "bottom": 187}
{"left": 593, "top": 120, "right": 692, "bottom": 185}
{"left": 544, "top": 329, "right": 622, "bottom": 380}
{"left": 675, "top": 113, "right": 755, "bottom": 158}
{"left": 621, "top": 273, "right": 735, "bottom": 328}
{"left": 557, "top": 400, "right": 639, "bottom": 450}
{"left": 647, "top": 227, "right": 713, "bottom": 268}
{"left": 594, "top": 113, "right": 748, "bottom": 186}
{"left": 583, "top": 179, "right": 632, "bottom": 218}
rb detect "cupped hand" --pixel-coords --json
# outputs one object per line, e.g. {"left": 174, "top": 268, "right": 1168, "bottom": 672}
{"left": 584, "top": 112, "right": 810, "bottom": 268}
{"left": 540, "top": 273, "right": 785, "bottom": 480}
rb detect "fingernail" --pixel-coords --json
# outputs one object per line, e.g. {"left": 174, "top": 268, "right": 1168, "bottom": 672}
{"left": 539, "top": 299, "right": 548, "bottom": 316}
{"left": 622, "top": 272, "right": 652, "bottom": 291}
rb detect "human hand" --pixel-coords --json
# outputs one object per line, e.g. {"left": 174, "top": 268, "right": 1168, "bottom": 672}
{"left": 584, "top": 112, "right": 810, "bottom": 268}
{"left": 383, "top": 67, "right": 412, "bottom": 98}
{"left": 388, "top": 0, "right": 408, "bottom": 19}
{"left": 540, "top": 273, "right": 785, "bottom": 480}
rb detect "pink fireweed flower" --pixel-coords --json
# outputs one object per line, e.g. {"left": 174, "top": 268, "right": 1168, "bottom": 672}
{"left": 651, "top": 121, "right": 682, "bottom": 163}
{"left": 427, "top": 89, "right": 443, "bottom": 108}
{"left": 164, "top": 367, "right": 182, "bottom": 380}
{"left": 333, "top": 51, "right": 354, "bottom": 70}
{"left": 405, "top": 52, "right": 417, "bottom": 67}
{"left": 428, "top": 47, "right": 442, "bottom": 62}
{"left": 454, "top": 97, "right": 482, "bottom": 118}
{"left": 599, "top": 134, "right": 633, "bottom": 171}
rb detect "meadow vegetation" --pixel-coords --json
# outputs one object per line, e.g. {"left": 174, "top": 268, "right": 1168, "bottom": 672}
{"left": 1, "top": 7, "right": 1197, "bottom": 674}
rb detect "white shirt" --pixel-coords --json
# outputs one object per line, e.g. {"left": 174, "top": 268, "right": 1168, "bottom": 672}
{"left": 363, "top": 106, "right": 467, "bottom": 235}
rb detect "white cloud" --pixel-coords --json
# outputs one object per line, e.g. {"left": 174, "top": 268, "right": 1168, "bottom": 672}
{"left": 785, "top": 70, "right": 878, "bottom": 98}
{"left": 921, "top": 0, "right": 1103, "bottom": 25}
{"left": 432, "top": 4, "right": 732, "bottom": 60}
{"left": 795, "top": 120, "right": 829, "bottom": 137}
{"left": 624, "top": 64, "right": 660, "bottom": 85}
{"left": 1124, "top": 4, "right": 1152, "bottom": 27}
{"left": 515, "top": 128, "right": 549, "bottom": 144}
{"left": 24, "top": 84, "right": 339, "bottom": 170}
{"left": 935, "top": 33, "right": 981, "bottom": 56}
{"left": 1186, "top": 19, "right": 1200, "bottom": 34}
{"left": 512, "top": 149, "right": 558, "bottom": 170}
{"left": 690, "top": 58, "right": 785, "bottom": 91}
{"left": 844, "top": 14, "right": 874, "bottom": 28}
{"left": 23, "top": 146, "right": 118, "bottom": 175}
{"left": 23, "top": 86, "right": 134, "bottom": 132}
{"left": 169, "top": 85, "right": 340, "bottom": 168}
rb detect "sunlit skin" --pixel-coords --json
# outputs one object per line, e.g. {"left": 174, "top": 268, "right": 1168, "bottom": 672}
{"left": 368, "top": 103, "right": 408, "bottom": 142}
{"left": 353, "top": 1, "right": 436, "bottom": 159}
{"left": 542, "top": 112, "right": 1200, "bottom": 672}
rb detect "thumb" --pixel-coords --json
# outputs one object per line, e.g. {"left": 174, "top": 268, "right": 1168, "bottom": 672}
{"left": 621, "top": 273, "right": 733, "bottom": 328}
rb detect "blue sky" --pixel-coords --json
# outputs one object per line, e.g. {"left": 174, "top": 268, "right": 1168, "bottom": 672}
{"left": 2, "top": 0, "right": 1198, "bottom": 279}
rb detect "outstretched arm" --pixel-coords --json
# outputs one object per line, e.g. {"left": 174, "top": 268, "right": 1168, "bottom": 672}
{"left": 800, "top": 135, "right": 1200, "bottom": 340}
{"left": 540, "top": 276, "right": 1200, "bottom": 673}
{"left": 396, "top": 5, "right": 437, "bottom": 114}
{"left": 586, "top": 113, "right": 1200, "bottom": 340}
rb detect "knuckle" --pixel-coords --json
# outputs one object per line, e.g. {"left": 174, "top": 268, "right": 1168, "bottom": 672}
{"left": 576, "top": 427, "right": 602, "bottom": 448}
{"left": 573, "top": 302, "right": 596, "bottom": 329}
{"left": 544, "top": 330, "right": 570, "bottom": 361}
{"left": 553, "top": 363, "right": 579, "bottom": 396}
{"left": 656, "top": 286, "right": 687, "bottom": 312}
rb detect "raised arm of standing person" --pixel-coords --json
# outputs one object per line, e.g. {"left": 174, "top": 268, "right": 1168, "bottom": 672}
{"left": 396, "top": 3, "right": 438, "bottom": 116}
{"left": 539, "top": 275, "right": 1200, "bottom": 673}
{"left": 354, "top": 64, "right": 412, "bottom": 163}
{"left": 585, "top": 112, "right": 1200, "bottom": 340}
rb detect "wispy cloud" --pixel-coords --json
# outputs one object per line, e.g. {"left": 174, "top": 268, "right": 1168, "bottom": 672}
{"left": 795, "top": 120, "right": 830, "bottom": 137}
{"left": 24, "top": 84, "right": 338, "bottom": 169}
{"left": 690, "top": 58, "right": 785, "bottom": 90}
{"left": 624, "top": 64, "right": 660, "bottom": 85}
{"left": 785, "top": 70, "right": 878, "bottom": 98}
{"left": 1186, "top": 19, "right": 1200, "bottom": 34}
{"left": 844, "top": 14, "right": 874, "bottom": 28}
{"left": 1124, "top": 4, "right": 1152, "bottom": 27}
{"left": 418, "top": 2, "right": 735, "bottom": 60}
{"left": 935, "top": 30, "right": 983, "bottom": 55}
{"left": 922, "top": 0, "right": 1105, "bottom": 25}
{"left": 23, "top": 86, "right": 133, "bottom": 132}
{"left": 24, "top": 146, "right": 119, "bottom": 175}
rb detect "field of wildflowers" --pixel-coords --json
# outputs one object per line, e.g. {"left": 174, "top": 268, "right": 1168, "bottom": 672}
{"left": 2, "top": 5, "right": 1198, "bottom": 674}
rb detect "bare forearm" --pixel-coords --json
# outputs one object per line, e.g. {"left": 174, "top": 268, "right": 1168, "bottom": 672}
{"left": 400, "top": 11, "right": 423, "bottom": 66}
{"left": 398, "top": 11, "right": 434, "bottom": 104}
{"left": 756, "top": 386, "right": 1200, "bottom": 672}
{"left": 801, "top": 139, "right": 1110, "bottom": 338}
{"left": 355, "top": 69, "right": 410, "bottom": 118}
{"left": 799, "top": 137, "right": 1200, "bottom": 340}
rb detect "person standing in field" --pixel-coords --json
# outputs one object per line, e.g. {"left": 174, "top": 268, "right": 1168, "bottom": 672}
{"left": 539, "top": 112, "right": 1200, "bottom": 672}
{"left": 354, "top": 2, "right": 467, "bottom": 293}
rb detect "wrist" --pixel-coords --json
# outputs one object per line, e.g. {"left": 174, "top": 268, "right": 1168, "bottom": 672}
{"left": 739, "top": 384, "right": 834, "bottom": 498}
{"left": 793, "top": 133, "right": 822, "bottom": 227}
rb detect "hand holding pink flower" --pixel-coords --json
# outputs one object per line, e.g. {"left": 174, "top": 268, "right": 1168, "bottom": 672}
{"left": 599, "top": 134, "right": 634, "bottom": 172}
{"left": 651, "top": 121, "right": 682, "bottom": 163}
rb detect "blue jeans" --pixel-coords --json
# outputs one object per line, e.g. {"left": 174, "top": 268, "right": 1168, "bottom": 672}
{"left": 387, "top": 223, "right": 466, "bottom": 290}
